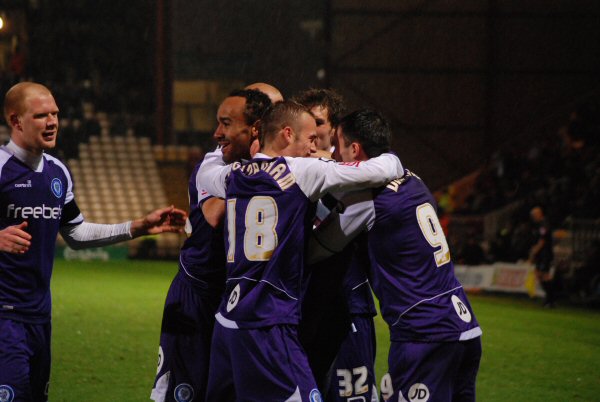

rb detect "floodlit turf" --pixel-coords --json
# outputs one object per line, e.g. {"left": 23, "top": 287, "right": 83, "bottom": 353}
{"left": 49, "top": 260, "right": 600, "bottom": 401}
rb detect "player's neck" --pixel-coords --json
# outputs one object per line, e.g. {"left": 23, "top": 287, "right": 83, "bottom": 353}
{"left": 259, "top": 146, "right": 280, "bottom": 158}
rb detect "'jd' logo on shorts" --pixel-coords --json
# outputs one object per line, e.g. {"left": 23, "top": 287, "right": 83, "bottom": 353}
{"left": 407, "top": 383, "right": 430, "bottom": 402}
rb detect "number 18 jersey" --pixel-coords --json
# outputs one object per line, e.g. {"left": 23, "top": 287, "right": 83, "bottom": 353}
{"left": 217, "top": 156, "right": 314, "bottom": 329}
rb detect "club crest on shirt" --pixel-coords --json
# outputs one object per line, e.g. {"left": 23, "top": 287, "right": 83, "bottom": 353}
{"left": 174, "top": 383, "right": 194, "bottom": 402}
{"left": 309, "top": 389, "right": 323, "bottom": 402}
{"left": 0, "top": 385, "right": 15, "bottom": 402}
{"left": 51, "top": 178, "right": 63, "bottom": 198}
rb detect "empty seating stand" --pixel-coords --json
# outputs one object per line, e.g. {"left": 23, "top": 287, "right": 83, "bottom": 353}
{"left": 66, "top": 135, "right": 184, "bottom": 259}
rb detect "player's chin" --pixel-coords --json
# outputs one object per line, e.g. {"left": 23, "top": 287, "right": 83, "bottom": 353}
{"left": 221, "top": 151, "right": 235, "bottom": 164}
{"left": 41, "top": 138, "right": 57, "bottom": 149}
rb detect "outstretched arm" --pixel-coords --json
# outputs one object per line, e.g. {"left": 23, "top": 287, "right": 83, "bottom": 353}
{"left": 60, "top": 206, "right": 187, "bottom": 250}
{"left": 292, "top": 153, "right": 403, "bottom": 201}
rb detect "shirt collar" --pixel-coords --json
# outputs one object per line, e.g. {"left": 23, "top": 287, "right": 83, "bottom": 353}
{"left": 5, "top": 140, "right": 44, "bottom": 172}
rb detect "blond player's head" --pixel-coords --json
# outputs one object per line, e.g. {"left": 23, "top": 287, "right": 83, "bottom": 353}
{"left": 4, "top": 82, "right": 59, "bottom": 154}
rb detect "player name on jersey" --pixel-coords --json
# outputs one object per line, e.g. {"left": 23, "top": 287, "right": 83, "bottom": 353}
{"left": 231, "top": 159, "right": 296, "bottom": 191}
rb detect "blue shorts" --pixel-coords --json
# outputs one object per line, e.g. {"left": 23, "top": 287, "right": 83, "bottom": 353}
{"left": 326, "top": 315, "right": 377, "bottom": 402}
{"left": 206, "top": 322, "right": 322, "bottom": 402}
{"left": 151, "top": 272, "right": 223, "bottom": 402}
{"left": 0, "top": 318, "right": 51, "bottom": 402}
{"left": 382, "top": 337, "right": 481, "bottom": 402}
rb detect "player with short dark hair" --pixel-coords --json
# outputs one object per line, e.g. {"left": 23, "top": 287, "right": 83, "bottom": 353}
{"left": 197, "top": 100, "right": 403, "bottom": 401}
{"left": 295, "top": 91, "right": 379, "bottom": 401}
{"left": 312, "top": 109, "right": 482, "bottom": 402}
{"left": 151, "top": 88, "right": 272, "bottom": 402}
{"left": 0, "top": 81, "right": 186, "bottom": 402}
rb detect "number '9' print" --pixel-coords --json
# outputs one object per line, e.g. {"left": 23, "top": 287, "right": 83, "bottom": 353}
{"left": 416, "top": 203, "right": 451, "bottom": 267}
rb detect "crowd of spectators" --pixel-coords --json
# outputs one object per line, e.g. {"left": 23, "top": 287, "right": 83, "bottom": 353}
{"left": 447, "top": 100, "right": 600, "bottom": 265}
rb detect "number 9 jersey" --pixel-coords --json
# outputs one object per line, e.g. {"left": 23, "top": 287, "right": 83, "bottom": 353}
{"left": 369, "top": 171, "right": 481, "bottom": 343}
{"left": 314, "top": 170, "right": 482, "bottom": 343}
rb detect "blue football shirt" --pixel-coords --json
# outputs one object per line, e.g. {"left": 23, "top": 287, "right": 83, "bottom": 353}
{"left": 0, "top": 146, "right": 82, "bottom": 323}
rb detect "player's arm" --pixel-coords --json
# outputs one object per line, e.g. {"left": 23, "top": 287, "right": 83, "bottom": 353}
{"left": 291, "top": 152, "right": 402, "bottom": 201}
{"left": 193, "top": 159, "right": 226, "bottom": 228}
{"left": 196, "top": 148, "right": 230, "bottom": 199}
{"left": 60, "top": 205, "right": 187, "bottom": 250}
{"left": 201, "top": 198, "right": 225, "bottom": 228}
{"left": 0, "top": 221, "right": 32, "bottom": 254}
{"left": 308, "top": 191, "right": 375, "bottom": 264}
{"left": 528, "top": 238, "right": 545, "bottom": 263}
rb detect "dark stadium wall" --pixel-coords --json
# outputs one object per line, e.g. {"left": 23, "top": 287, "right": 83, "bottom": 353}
{"left": 13, "top": 0, "right": 600, "bottom": 190}
{"left": 326, "top": 0, "right": 600, "bottom": 188}
{"left": 171, "top": 0, "right": 325, "bottom": 97}
{"left": 172, "top": 0, "right": 600, "bottom": 188}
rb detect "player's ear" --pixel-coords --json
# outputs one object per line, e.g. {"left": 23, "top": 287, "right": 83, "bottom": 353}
{"left": 350, "top": 141, "right": 361, "bottom": 158}
{"left": 250, "top": 120, "right": 260, "bottom": 141}
{"left": 282, "top": 126, "right": 294, "bottom": 145}
{"left": 9, "top": 114, "right": 21, "bottom": 130}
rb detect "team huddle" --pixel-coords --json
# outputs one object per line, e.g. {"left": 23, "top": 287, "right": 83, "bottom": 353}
{"left": 0, "top": 81, "right": 481, "bottom": 402}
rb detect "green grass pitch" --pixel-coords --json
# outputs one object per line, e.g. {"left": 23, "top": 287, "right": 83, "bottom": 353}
{"left": 49, "top": 259, "right": 600, "bottom": 401}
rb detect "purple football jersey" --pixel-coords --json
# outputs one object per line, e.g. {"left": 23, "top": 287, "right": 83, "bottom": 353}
{"left": 0, "top": 148, "right": 82, "bottom": 323}
{"left": 216, "top": 156, "right": 314, "bottom": 329}
{"left": 343, "top": 236, "right": 376, "bottom": 316}
{"left": 178, "top": 162, "right": 226, "bottom": 290}
{"left": 368, "top": 171, "right": 481, "bottom": 342}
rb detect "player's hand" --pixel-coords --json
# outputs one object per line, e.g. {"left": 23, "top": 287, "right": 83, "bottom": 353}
{"left": 0, "top": 221, "right": 32, "bottom": 254}
{"left": 130, "top": 206, "right": 188, "bottom": 237}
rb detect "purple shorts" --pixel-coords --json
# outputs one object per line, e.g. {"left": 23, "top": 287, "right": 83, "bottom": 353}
{"left": 381, "top": 337, "right": 482, "bottom": 402}
{"left": 151, "top": 272, "right": 222, "bottom": 402}
{"left": 206, "top": 321, "right": 322, "bottom": 402}
{"left": 0, "top": 318, "right": 51, "bottom": 402}
{"left": 326, "top": 315, "right": 377, "bottom": 402}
